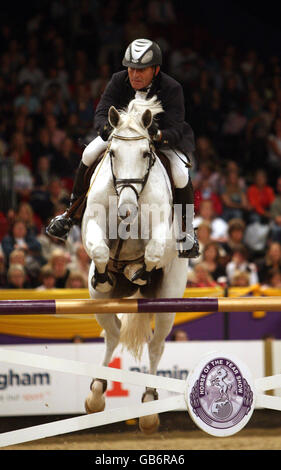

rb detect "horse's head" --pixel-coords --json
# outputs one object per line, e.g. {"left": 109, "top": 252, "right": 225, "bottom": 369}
{"left": 107, "top": 99, "right": 160, "bottom": 222}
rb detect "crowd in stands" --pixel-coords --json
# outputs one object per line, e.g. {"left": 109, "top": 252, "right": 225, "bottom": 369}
{"left": 0, "top": 0, "right": 280, "bottom": 291}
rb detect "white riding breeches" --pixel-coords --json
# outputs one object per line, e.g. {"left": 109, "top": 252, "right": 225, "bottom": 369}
{"left": 82, "top": 136, "right": 189, "bottom": 188}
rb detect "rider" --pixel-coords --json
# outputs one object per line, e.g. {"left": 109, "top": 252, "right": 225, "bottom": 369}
{"left": 46, "top": 38, "right": 199, "bottom": 258}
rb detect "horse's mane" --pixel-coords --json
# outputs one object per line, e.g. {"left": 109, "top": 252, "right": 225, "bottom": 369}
{"left": 117, "top": 96, "right": 163, "bottom": 135}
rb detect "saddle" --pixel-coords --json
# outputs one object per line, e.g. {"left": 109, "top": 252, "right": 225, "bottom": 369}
{"left": 66, "top": 151, "right": 176, "bottom": 225}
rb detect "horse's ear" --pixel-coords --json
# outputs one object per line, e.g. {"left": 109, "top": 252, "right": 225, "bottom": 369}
{"left": 108, "top": 106, "right": 120, "bottom": 128}
{"left": 141, "top": 109, "right": 152, "bottom": 129}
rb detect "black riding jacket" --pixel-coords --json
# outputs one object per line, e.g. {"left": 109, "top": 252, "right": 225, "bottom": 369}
{"left": 94, "top": 70, "right": 195, "bottom": 155}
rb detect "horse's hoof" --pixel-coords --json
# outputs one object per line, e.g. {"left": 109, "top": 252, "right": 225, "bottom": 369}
{"left": 123, "top": 263, "right": 147, "bottom": 285}
{"left": 139, "top": 414, "right": 160, "bottom": 434}
{"left": 84, "top": 393, "right": 105, "bottom": 414}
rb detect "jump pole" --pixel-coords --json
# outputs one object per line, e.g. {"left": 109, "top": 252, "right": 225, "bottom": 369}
{"left": 0, "top": 296, "right": 281, "bottom": 315}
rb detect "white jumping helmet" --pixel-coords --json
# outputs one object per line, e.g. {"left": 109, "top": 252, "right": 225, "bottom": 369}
{"left": 122, "top": 39, "right": 162, "bottom": 69}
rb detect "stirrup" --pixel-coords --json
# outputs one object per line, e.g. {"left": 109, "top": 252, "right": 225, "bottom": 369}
{"left": 177, "top": 232, "right": 200, "bottom": 259}
{"left": 46, "top": 213, "right": 74, "bottom": 241}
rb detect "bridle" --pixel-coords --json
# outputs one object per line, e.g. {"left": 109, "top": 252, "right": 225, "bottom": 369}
{"left": 109, "top": 133, "right": 156, "bottom": 200}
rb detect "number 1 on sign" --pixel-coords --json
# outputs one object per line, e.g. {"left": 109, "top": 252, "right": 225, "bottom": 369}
{"left": 106, "top": 357, "right": 129, "bottom": 397}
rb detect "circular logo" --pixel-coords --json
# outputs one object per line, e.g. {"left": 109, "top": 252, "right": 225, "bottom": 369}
{"left": 185, "top": 352, "right": 255, "bottom": 437}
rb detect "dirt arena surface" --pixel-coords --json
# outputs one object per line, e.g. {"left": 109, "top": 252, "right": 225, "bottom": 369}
{"left": 1, "top": 410, "right": 280, "bottom": 451}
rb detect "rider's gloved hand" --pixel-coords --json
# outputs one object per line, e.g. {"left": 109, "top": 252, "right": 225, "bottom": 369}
{"left": 148, "top": 121, "right": 161, "bottom": 142}
{"left": 100, "top": 122, "right": 113, "bottom": 141}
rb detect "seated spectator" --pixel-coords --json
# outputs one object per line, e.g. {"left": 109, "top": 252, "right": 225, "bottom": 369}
{"left": 201, "top": 241, "right": 226, "bottom": 283}
{"left": 51, "top": 136, "right": 80, "bottom": 179}
{"left": 36, "top": 264, "right": 56, "bottom": 290}
{"left": 230, "top": 270, "right": 250, "bottom": 287}
{"left": 30, "top": 126, "right": 57, "bottom": 168}
{"left": 16, "top": 201, "right": 42, "bottom": 235}
{"left": 220, "top": 168, "right": 250, "bottom": 222}
{"left": 10, "top": 149, "right": 34, "bottom": 203}
{"left": 262, "top": 268, "right": 281, "bottom": 288}
{"left": 14, "top": 81, "right": 41, "bottom": 115}
{"left": 68, "top": 82, "right": 94, "bottom": 131}
{"left": 194, "top": 178, "right": 223, "bottom": 216}
{"left": 8, "top": 131, "right": 32, "bottom": 170}
{"left": 65, "top": 270, "right": 87, "bottom": 288}
{"left": 225, "top": 245, "right": 259, "bottom": 286}
{"left": 220, "top": 218, "right": 246, "bottom": 259}
{"left": 192, "top": 161, "right": 221, "bottom": 194}
{"left": 194, "top": 199, "right": 228, "bottom": 243}
{"left": 68, "top": 242, "right": 90, "bottom": 284}
{"left": 187, "top": 263, "right": 218, "bottom": 288}
{"left": 269, "top": 176, "right": 281, "bottom": 243}
{"left": 44, "top": 113, "right": 66, "bottom": 150}
{"left": 256, "top": 241, "right": 281, "bottom": 284}
{"left": 170, "top": 328, "right": 189, "bottom": 341}
{"left": 49, "top": 248, "right": 71, "bottom": 288}
{"left": 247, "top": 169, "right": 275, "bottom": 223}
{"left": 8, "top": 247, "right": 40, "bottom": 287}
{"left": 6, "top": 263, "right": 31, "bottom": 289}
{"left": 1, "top": 219, "right": 43, "bottom": 267}
{"left": 33, "top": 155, "right": 54, "bottom": 190}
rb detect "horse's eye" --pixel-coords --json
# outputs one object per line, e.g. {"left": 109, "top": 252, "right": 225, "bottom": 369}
{"left": 143, "top": 151, "right": 150, "bottom": 159}
{"left": 110, "top": 150, "right": 115, "bottom": 158}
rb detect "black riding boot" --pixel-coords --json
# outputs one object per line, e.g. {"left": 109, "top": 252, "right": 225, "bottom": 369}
{"left": 46, "top": 161, "right": 88, "bottom": 241}
{"left": 174, "top": 178, "right": 200, "bottom": 258}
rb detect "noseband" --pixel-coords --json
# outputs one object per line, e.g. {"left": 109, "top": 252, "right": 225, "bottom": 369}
{"left": 109, "top": 134, "right": 156, "bottom": 200}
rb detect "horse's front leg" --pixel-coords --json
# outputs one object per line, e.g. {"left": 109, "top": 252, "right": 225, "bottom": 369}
{"left": 83, "top": 215, "right": 114, "bottom": 293}
{"left": 139, "top": 312, "right": 176, "bottom": 434}
{"left": 85, "top": 312, "right": 121, "bottom": 414}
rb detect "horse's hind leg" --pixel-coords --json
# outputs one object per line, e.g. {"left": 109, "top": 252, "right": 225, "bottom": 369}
{"left": 85, "top": 313, "right": 121, "bottom": 413}
{"left": 139, "top": 312, "right": 175, "bottom": 434}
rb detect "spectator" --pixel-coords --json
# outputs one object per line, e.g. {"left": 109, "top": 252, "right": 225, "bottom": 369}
{"left": 230, "top": 270, "right": 250, "bottom": 287}
{"left": 187, "top": 262, "right": 218, "bottom": 288}
{"left": 68, "top": 242, "right": 90, "bottom": 284}
{"left": 201, "top": 241, "right": 226, "bottom": 283}
{"left": 220, "top": 218, "right": 246, "bottom": 259}
{"left": 262, "top": 268, "right": 281, "bottom": 288}
{"left": 44, "top": 113, "right": 66, "bottom": 150}
{"left": 14, "top": 81, "right": 41, "bottom": 115}
{"left": 270, "top": 176, "right": 281, "bottom": 242}
{"left": 36, "top": 264, "right": 56, "bottom": 290}
{"left": 51, "top": 136, "right": 80, "bottom": 179}
{"left": 194, "top": 199, "right": 228, "bottom": 243}
{"left": 220, "top": 168, "right": 250, "bottom": 222}
{"left": 1, "top": 219, "right": 42, "bottom": 267}
{"left": 6, "top": 263, "right": 31, "bottom": 289}
{"left": 170, "top": 328, "right": 189, "bottom": 341}
{"left": 49, "top": 248, "right": 71, "bottom": 288}
{"left": 256, "top": 241, "right": 281, "bottom": 284}
{"left": 65, "top": 270, "right": 87, "bottom": 288}
{"left": 247, "top": 169, "right": 275, "bottom": 223}
{"left": 30, "top": 127, "right": 57, "bottom": 168}
{"left": 16, "top": 201, "right": 42, "bottom": 235}
{"left": 225, "top": 245, "right": 259, "bottom": 286}
{"left": 17, "top": 56, "right": 45, "bottom": 93}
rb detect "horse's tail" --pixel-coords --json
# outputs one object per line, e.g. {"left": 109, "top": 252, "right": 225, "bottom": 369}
{"left": 119, "top": 313, "right": 154, "bottom": 361}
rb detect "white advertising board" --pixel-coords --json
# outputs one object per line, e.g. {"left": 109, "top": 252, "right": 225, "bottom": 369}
{"left": 0, "top": 341, "right": 264, "bottom": 416}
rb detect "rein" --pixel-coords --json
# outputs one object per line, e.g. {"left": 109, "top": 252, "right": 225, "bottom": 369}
{"left": 109, "top": 133, "right": 156, "bottom": 199}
